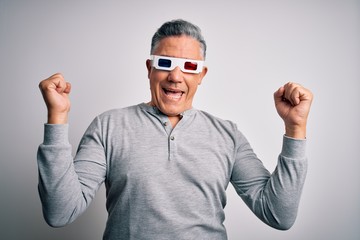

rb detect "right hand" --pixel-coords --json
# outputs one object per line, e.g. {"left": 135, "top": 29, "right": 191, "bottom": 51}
{"left": 39, "top": 73, "right": 71, "bottom": 124}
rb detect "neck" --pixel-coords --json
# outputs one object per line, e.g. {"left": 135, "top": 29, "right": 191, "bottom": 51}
{"left": 168, "top": 115, "right": 181, "bottom": 128}
{"left": 146, "top": 102, "right": 184, "bottom": 127}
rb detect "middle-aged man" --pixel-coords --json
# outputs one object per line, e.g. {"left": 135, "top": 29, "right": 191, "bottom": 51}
{"left": 37, "top": 19, "right": 313, "bottom": 239}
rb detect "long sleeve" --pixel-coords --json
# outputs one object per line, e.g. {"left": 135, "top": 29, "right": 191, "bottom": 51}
{"left": 37, "top": 104, "right": 308, "bottom": 238}
{"left": 37, "top": 118, "right": 106, "bottom": 227}
{"left": 230, "top": 134, "right": 307, "bottom": 230}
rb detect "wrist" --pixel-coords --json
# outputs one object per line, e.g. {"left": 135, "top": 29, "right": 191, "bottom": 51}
{"left": 47, "top": 112, "right": 68, "bottom": 124}
{"left": 285, "top": 125, "right": 306, "bottom": 139}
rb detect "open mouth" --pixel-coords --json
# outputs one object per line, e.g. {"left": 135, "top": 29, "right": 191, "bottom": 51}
{"left": 163, "top": 88, "right": 184, "bottom": 100}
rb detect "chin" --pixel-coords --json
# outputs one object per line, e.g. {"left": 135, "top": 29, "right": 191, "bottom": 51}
{"left": 159, "top": 105, "right": 184, "bottom": 116}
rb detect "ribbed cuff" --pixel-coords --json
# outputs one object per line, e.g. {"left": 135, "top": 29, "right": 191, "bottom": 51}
{"left": 281, "top": 135, "right": 307, "bottom": 159}
{"left": 43, "top": 124, "right": 69, "bottom": 145}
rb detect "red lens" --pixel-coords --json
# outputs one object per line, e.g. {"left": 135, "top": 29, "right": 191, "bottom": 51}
{"left": 184, "top": 62, "right": 198, "bottom": 71}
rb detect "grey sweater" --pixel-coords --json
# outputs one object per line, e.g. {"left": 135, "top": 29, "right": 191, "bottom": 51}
{"left": 37, "top": 103, "right": 307, "bottom": 240}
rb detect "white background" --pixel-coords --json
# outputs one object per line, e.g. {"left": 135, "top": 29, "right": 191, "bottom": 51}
{"left": 0, "top": 0, "right": 359, "bottom": 239}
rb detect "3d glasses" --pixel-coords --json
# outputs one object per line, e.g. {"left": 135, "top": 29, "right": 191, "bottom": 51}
{"left": 150, "top": 55, "right": 204, "bottom": 74}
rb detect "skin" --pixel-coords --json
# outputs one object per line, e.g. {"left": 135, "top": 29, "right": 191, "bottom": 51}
{"left": 38, "top": 36, "right": 313, "bottom": 139}
{"left": 274, "top": 82, "right": 313, "bottom": 138}
{"left": 38, "top": 73, "right": 71, "bottom": 124}
{"left": 146, "top": 36, "right": 208, "bottom": 127}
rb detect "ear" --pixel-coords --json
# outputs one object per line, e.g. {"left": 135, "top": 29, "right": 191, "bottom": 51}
{"left": 197, "top": 66, "right": 208, "bottom": 85}
{"left": 146, "top": 59, "right": 152, "bottom": 79}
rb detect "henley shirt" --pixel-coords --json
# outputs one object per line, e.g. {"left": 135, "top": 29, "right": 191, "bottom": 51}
{"left": 37, "top": 103, "right": 308, "bottom": 240}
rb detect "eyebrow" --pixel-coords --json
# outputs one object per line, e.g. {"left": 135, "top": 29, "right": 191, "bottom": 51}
{"left": 156, "top": 55, "right": 201, "bottom": 60}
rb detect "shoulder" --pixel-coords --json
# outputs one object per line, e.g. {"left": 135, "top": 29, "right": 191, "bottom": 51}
{"left": 94, "top": 103, "right": 147, "bottom": 122}
{"left": 87, "top": 104, "right": 145, "bottom": 130}
{"left": 98, "top": 104, "right": 141, "bottom": 117}
{"left": 191, "top": 109, "right": 251, "bottom": 151}
{"left": 196, "top": 109, "right": 238, "bottom": 130}
{"left": 194, "top": 109, "right": 249, "bottom": 143}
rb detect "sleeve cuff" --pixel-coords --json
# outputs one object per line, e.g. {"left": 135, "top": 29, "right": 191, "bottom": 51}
{"left": 43, "top": 124, "right": 69, "bottom": 145}
{"left": 281, "top": 135, "right": 307, "bottom": 160}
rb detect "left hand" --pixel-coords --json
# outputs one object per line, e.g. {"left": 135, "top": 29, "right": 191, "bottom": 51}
{"left": 274, "top": 82, "right": 313, "bottom": 139}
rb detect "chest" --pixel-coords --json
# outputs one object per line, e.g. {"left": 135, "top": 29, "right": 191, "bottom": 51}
{"left": 103, "top": 119, "right": 236, "bottom": 193}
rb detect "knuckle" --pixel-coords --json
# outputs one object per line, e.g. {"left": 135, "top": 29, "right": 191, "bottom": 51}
{"left": 39, "top": 80, "right": 48, "bottom": 90}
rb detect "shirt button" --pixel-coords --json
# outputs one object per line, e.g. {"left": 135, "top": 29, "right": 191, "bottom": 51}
{"left": 170, "top": 136, "right": 175, "bottom": 141}
{"left": 163, "top": 122, "right": 168, "bottom": 126}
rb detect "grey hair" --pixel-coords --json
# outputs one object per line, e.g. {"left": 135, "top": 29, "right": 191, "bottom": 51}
{"left": 150, "top": 19, "right": 207, "bottom": 59}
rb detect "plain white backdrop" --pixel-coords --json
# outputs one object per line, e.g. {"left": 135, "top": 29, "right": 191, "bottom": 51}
{"left": 0, "top": 0, "right": 359, "bottom": 239}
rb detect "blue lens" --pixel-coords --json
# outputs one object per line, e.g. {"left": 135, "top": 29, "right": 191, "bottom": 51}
{"left": 158, "top": 59, "right": 172, "bottom": 68}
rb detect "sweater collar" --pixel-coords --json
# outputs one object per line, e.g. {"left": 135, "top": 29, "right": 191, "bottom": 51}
{"left": 139, "top": 103, "right": 197, "bottom": 117}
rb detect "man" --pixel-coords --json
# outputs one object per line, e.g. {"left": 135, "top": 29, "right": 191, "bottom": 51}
{"left": 38, "top": 19, "right": 313, "bottom": 239}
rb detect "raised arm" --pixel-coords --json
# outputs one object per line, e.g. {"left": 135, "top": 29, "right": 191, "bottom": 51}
{"left": 231, "top": 83, "right": 313, "bottom": 230}
{"left": 37, "top": 73, "right": 106, "bottom": 227}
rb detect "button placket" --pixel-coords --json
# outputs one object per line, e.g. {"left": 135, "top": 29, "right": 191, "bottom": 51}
{"left": 168, "top": 133, "right": 176, "bottom": 161}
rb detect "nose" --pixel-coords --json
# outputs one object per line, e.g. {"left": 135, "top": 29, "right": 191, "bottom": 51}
{"left": 167, "top": 66, "right": 183, "bottom": 83}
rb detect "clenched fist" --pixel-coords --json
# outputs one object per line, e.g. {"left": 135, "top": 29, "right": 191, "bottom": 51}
{"left": 274, "top": 82, "right": 313, "bottom": 139}
{"left": 39, "top": 73, "right": 71, "bottom": 124}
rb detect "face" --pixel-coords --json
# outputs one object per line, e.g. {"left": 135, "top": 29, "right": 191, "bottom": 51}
{"left": 146, "top": 35, "right": 208, "bottom": 117}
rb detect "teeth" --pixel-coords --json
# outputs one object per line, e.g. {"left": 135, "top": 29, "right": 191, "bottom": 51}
{"left": 164, "top": 89, "right": 183, "bottom": 99}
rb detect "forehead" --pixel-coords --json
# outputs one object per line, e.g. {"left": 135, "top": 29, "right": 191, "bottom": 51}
{"left": 153, "top": 35, "right": 203, "bottom": 60}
